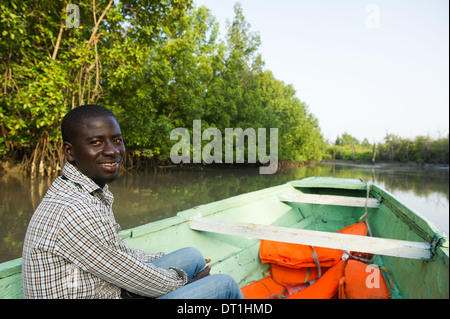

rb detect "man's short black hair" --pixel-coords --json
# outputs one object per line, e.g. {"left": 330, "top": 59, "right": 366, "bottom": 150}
{"left": 61, "top": 104, "right": 117, "bottom": 144}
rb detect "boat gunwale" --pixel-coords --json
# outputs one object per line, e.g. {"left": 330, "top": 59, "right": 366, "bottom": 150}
{"left": 370, "top": 183, "right": 449, "bottom": 261}
{"left": 0, "top": 258, "right": 22, "bottom": 279}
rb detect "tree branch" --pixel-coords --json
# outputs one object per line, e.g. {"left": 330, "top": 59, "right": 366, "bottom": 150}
{"left": 86, "top": 0, "right": 114, "bottom": 49}
{"left": 52, "top": 22, "right": 64, "bottom": 60}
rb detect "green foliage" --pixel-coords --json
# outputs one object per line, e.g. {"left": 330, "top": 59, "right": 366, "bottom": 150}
{"left": 378, "top": 134, "right": 449, "bottom": 164}
{"left": 335, "top": 132, "right": 360, "bottom": 146}
{"left": 325, "top": 132, "right": 449, "bottom": 164}
{"left": 1, "top": 0, "right": 324, "bottom": 174}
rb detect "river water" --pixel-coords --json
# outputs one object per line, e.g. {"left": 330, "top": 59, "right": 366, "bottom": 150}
{"left": 0, "top": 162, "right": 448, "bottom": 263}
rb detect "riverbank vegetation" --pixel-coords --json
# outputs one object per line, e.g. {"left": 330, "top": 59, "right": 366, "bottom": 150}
{"left": 1, "top": 1, "right": 447, "bottom": 176}
{"left": 0, "top": 0, "right": 324, "bottom": 175}
{"left": 325, "top": 132, "right": 449, "bottom": 165}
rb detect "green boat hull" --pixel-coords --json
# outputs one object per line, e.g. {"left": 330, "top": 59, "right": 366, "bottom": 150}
{"left": 1, "top": 177, "right": 448, "bottom": 299}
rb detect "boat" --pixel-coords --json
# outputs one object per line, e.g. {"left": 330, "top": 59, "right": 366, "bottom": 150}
{"left": 0, "top": 177, "right": 448, "bottom": 299}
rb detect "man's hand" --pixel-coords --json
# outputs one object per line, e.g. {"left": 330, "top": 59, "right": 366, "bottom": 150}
{"left": 187, "top": 259, "right": 211, "bottom": 284}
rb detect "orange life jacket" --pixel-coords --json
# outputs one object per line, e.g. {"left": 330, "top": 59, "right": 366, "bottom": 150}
{"left": 286, "top": 260, "right": 346, "bottom": 299}
{"left": 269, "top": 263, "right": 328, "bottom": 287}
{"left": 241, "top": 276, "right": 284, "bottom": 299}
{"left": 242, "top": 260, "right": 392, "bottom": 299}
{"left": 259, "top": 221, "right": 368, "bottom": 269}
{"left": 240, "top": 265, "right": 339, "bottom": 300}
{"left": 338, "top": 260, "right": 391, "bottom": 299}
{"left": 242, "top": 222, "right": 385, "bottom": 299}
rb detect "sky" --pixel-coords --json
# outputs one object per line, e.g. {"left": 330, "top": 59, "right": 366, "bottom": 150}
{"left": 193, "top": 0, "right": 449, "bottom": 143}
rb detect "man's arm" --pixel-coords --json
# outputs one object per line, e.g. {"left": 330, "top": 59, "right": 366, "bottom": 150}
{"left": 56, "top": 208, "right": 188, "bottom": 297}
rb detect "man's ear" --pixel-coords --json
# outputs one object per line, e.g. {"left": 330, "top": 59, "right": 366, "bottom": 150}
{"left": 63, "top": 141, "right": 76, "bottom": 162}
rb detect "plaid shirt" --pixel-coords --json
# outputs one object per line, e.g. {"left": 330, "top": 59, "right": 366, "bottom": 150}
{"left": 22, "top": 162, "right": 187, "bottom": 299}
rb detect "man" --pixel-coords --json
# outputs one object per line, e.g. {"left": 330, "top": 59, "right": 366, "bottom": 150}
{"left": 22, "top": 104, "right": 243, "bottom": 299}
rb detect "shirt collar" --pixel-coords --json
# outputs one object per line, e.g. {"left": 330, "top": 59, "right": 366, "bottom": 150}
{"left": 61, "top": 161, "right": 112, "bottom": 198}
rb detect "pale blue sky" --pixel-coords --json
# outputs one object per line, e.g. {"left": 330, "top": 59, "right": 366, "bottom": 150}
{"left": 194, "top": 0, "right": 449, "bottom": 143}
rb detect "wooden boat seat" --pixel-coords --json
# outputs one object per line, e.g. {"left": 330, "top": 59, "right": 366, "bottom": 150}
{"left": 189, "top": 218, "right": 432, "bottom": 260}
{"left": 279, "top": 192, "right": 380, "bottom": 208}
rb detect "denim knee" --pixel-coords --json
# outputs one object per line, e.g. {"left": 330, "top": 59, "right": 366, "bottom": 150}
{"left": 213, "top": 274, "right": 244, "bottom": 299}
{"left": 182, "top": 247, "right": 205, "bottom": 264}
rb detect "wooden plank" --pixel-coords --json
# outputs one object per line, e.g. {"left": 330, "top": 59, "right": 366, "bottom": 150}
{"left": 189, "top": 218, "right": 432, "bottom": 260}
{"left": 290, "top": 177, "right": 369, "bottom": 190}
{"left": 280, "top": 192, "right": 380, "bottom": 208}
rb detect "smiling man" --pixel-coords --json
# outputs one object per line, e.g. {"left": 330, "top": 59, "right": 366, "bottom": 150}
{"left": 22, "top": 105, "right": 243, "bottom": 299}
{"left": 61, "top": 105, "right": 125, "bottom": 187}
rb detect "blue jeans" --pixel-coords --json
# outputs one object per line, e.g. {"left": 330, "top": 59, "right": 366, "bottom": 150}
{"left": 149, "top": 247, "right": 244, "bottom": 299}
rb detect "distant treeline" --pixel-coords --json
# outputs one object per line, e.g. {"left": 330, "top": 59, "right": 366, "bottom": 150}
{"left": 0, "top": 1, "right": 324, "bottom": 175}
{"left": 326, "top": 132, "right": 449, "bottom": 164}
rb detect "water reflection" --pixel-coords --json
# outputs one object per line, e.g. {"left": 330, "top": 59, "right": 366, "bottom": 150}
{"left": 0, "top": 172, "right": 54, "bottom": 263}
{"left": 0, "top": 163, "right": 448, "bottom": 263}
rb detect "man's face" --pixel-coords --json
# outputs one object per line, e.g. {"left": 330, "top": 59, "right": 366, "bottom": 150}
{"left": 63, "top": 115, "right": 125, "bottom": 188}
